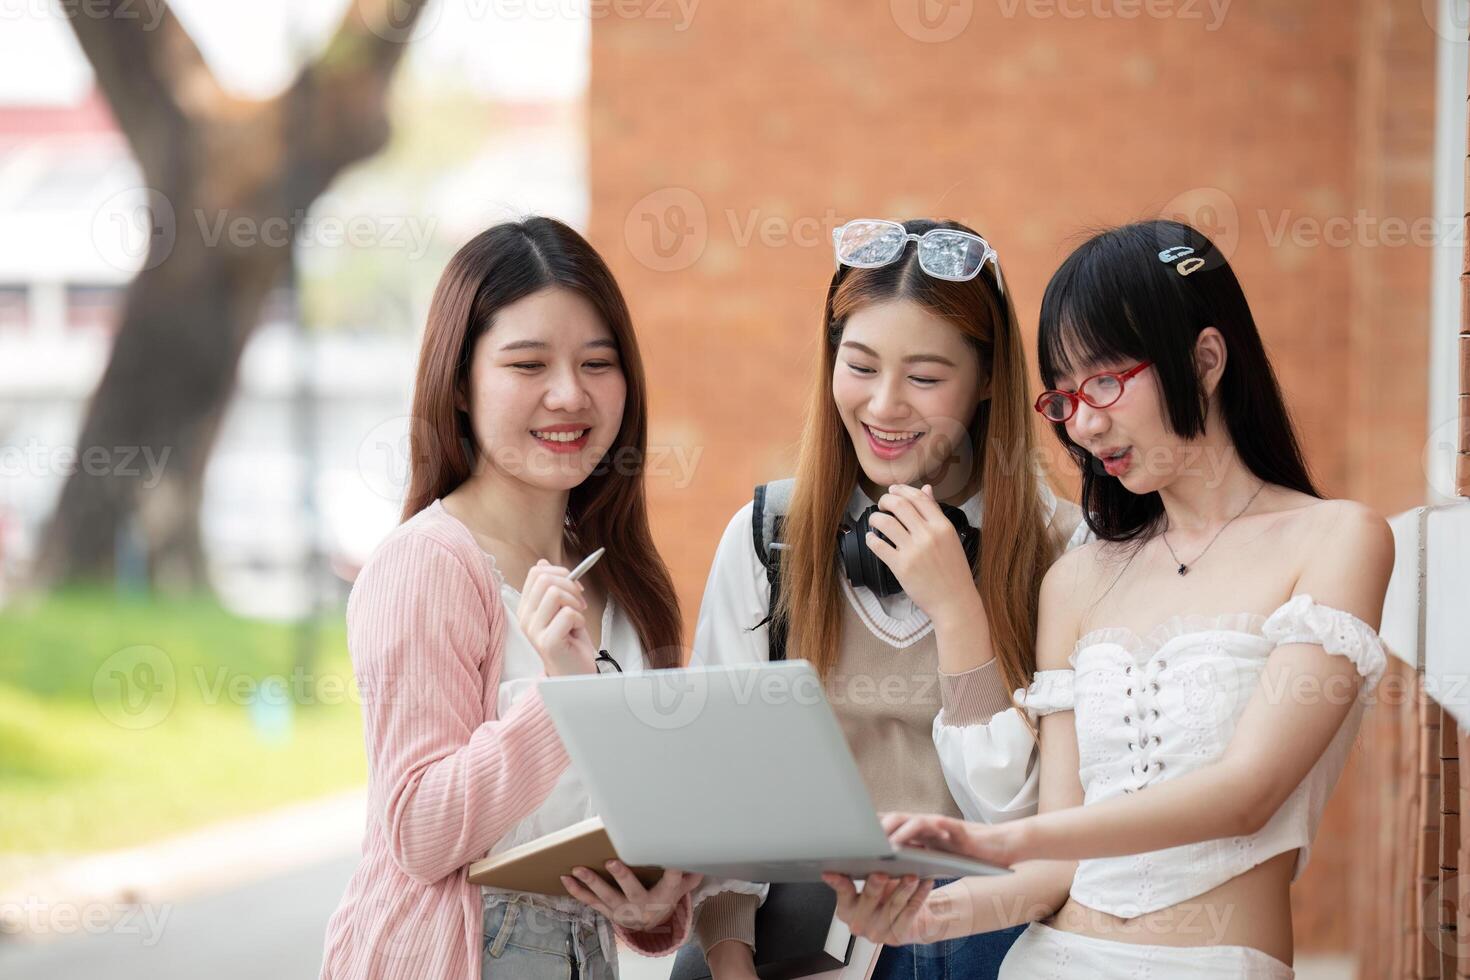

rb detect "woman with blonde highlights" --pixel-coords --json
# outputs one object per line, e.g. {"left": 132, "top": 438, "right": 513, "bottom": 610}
{"left": 685, "top": 218, "right": 1086, "bottom": 980}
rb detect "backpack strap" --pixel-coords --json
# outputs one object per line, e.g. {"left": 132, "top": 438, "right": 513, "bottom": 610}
{"left": 749, "top": 478, "right": 795, "bottom": 662}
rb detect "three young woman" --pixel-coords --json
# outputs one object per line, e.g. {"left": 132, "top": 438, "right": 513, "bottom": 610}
{"left": 320, "top": 218, "right": 735, "bottom": 980}
{"left": 688, "top": 218, "right": 1087, "bottom": 980}
{"left": 324, "top": 211, "right": 1390, "bottom": 980}
{"left": 824, "top": 221, "right": 1393, "bottom": 980}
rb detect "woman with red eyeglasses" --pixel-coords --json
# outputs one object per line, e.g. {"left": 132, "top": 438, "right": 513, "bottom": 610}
{"left": 824, "top": 220, "right": 1393, "bottom": 979}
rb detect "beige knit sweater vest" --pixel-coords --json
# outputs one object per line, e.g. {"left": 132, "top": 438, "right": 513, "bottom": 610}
{"left": 823, "top": 593, "right": 963, "bottom": 819}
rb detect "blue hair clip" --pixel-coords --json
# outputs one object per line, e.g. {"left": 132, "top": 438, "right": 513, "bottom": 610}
{"left": 1158, "top": 245, "right": 1204, "bottom": 276}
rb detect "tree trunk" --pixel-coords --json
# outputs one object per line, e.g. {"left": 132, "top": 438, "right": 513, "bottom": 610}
{"left": 34, "top": 0, "right": 429, "bottom": 590}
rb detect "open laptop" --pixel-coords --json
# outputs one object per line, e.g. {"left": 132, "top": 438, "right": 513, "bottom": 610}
{"left": 538, "top": 660, "right": 1011, "bottom": 882}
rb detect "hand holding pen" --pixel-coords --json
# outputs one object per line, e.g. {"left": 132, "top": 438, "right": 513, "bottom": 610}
{"left": 517, "top": 547, "right": 605, "bottom": 677}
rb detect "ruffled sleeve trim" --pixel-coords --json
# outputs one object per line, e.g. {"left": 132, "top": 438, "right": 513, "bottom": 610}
{"left": 1262, "top": 593, "right": 1387, "bottom": 691}
{"left": 1015, "top": 669, "right": 1075, "bottom": 719}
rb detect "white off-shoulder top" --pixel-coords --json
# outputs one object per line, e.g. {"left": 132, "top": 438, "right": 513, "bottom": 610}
{"left": 1017, "top": 594, "right": 1387, "bottom": 917}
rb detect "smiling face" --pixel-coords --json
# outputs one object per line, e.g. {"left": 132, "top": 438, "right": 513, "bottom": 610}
{"left": 831, "top": 298, "right": 989, "bottom": 496}
{"left": 459, "top": 286, "right": 627, "bottom": 491}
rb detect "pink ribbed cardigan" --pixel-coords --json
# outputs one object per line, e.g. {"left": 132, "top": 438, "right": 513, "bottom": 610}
{"left": 320, "top": 500, "right": 692, "bottom": 980}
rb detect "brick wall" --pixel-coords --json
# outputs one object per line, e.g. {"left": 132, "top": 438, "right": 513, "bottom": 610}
{"left": 588, "top": 0, "right": 1439, "bottom": 958}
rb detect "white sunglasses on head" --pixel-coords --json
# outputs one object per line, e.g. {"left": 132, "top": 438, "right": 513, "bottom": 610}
{"left": 831, "top": 218, "right": 1005, "bottom": 295}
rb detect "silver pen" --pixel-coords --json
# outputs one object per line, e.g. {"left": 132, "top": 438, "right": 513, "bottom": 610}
{"left": 568, "top": 547, "right": 606, "bottom": 582}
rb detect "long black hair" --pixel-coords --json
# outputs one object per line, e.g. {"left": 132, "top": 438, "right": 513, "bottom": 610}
{"left": 1037, "top": 219, "right": 1320, "bottom": 543}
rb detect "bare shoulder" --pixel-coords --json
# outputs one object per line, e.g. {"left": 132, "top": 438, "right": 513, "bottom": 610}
{"left": 1287, "top": 498, "right": 1394, "bottom": 627}
{"left": 1037, "top": 537, "right": 1103, "bottom": 670}
{"left": 1045, "top": 534, "right": 1102, "bottom": 591}
{"left": 1292, "top": 498, "right": 1393, "bottom": 564}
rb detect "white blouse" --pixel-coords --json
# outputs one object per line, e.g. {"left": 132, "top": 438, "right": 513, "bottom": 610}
{"left": 1017, "top": 595, "right": 1387, "bottom": 916}
{"left": 692, "top": 483, "right": 1091, "bottom": 824}
{"left": 487, "top": 553, "right": 646, "bottom": 857}
{"left": 481, "top": 550, "right": 762, "bottom": 947}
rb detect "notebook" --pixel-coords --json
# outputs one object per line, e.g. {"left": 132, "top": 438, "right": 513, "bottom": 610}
{"left": 466, "top": 816, "right": 664, "bottom": 896}
{"left": 812, "top": 937, "right": 882, "bottom": 979}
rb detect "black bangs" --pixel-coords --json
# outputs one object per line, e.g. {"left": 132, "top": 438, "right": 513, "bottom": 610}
{"left": 1038, "top": 219, "right": 1321, "bottom": 543}
{"left": 1038, "top": 221, "right": 1216, "bottom": 442}
{"left": 1037, "top": 249, "right": 1151, "bottom": 391}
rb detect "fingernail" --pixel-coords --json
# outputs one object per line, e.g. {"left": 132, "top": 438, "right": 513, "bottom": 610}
{"left": 607, "top": 860, "right": 623, "bottom": 871}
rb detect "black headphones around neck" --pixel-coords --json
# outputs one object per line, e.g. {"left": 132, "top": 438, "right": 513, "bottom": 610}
{"left": 836, "top": 501, "right": 980, "bottom": 598}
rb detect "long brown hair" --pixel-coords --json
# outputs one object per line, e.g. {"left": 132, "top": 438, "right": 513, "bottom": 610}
{"left": 401, "top": 217, "right": 683, "bottom": 668}
{"left": 776, "top": 218, "right": 1062, "bottom": 698}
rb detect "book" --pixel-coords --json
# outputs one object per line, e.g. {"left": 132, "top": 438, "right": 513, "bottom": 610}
{"left": 808, "top": 936, "right": 882, "bottom": 979}
{"left": 670, "top": 882, "right": 858, "bottom": 980}
{"left": 466, "top": 816, "right": 664, "bottom": 897}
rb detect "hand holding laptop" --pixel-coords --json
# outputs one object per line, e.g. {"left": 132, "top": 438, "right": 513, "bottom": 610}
{"left": 560, "top": 859, "right": 704, "bottom": 933}
{"left": 822, "top": 872, "right": 935, "bottom": 948}
{"left": 822, "top": 810, "right": 1018, "bottom": 946}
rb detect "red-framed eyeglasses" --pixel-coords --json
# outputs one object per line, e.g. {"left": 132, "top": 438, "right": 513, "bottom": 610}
{"left": 1034, "top": 361, "right": 1153, "bottom": 423}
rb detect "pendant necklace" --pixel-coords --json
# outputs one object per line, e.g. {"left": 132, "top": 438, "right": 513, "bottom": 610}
{"left": 1161, "top": 481, "right": 1265, "bottom": 577}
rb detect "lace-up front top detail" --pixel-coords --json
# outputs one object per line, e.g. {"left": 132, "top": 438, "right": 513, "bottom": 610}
{"left": 1016, "top": 594, "right": 1387, "bottom": 916}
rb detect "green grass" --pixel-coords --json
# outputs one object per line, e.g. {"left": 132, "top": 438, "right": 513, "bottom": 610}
{"left": 0, "top": 590, "right": 367, "bottom": 881}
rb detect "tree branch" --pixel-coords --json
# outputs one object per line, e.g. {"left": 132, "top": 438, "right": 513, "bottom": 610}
{"left": 284, "top": 0, "right": 433, "bottom": 191}
{"left": 63, "top": 0, "right": 225, "bottom": 181}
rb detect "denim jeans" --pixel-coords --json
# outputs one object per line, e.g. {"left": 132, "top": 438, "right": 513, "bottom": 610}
{"left": 869, "top": 878, "right": 1025, "bottom": 980}
{"left": 480, "top": 895, "right": 615, "bottom": 980}
{"left": 870, "top": 924, "right": 1027, "bottom": 980}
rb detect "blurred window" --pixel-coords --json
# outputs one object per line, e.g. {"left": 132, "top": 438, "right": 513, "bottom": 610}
{"left": 65, "top": 283, "right": 124, "bottom": 334}
{"left": 0, "top": 285, "right": 27, "bottom": 331}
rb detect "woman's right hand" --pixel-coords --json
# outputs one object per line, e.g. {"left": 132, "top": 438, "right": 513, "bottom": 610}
{"left": 881, "top": 811, "right": 1025, "bottom": 867}
{"left": 518, "top": 559, "right": 597, "bottom": 677}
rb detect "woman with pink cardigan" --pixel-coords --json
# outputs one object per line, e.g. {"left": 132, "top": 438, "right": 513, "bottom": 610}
{"left": 320, "top": 217, "right": 711, "bottom": 979}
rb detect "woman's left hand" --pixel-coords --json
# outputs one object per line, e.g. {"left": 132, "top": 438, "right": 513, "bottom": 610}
{"left": 560, "top": 862, "right": 704, "bottom": 933}
{"left": 822, "top": 872, "right": 938, "bottom": 945}
{"left": 866, "top": 484, "right": 982, "bottom": 626}
{"left": 881, "top": 811, "right": 1028, "bottom": 867}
